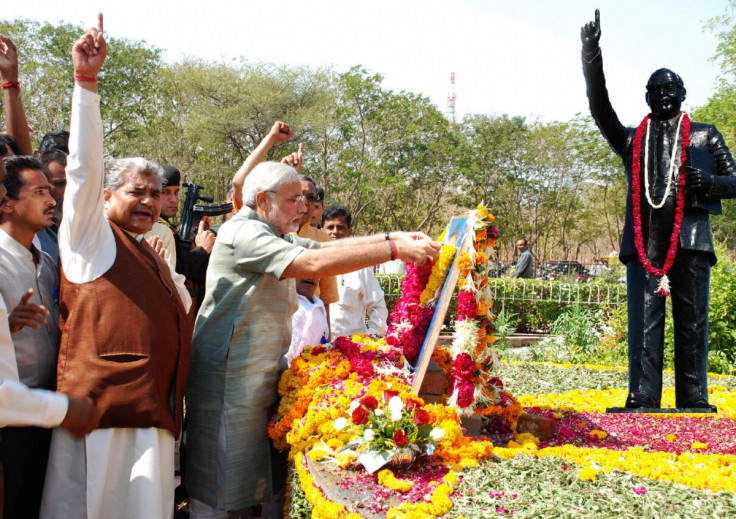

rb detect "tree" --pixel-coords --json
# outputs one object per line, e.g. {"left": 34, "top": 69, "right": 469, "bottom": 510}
{"left": 692, "top": 2, "right": 736, "bottom": 249}
{"left": 0, "top": 19, "right": 165, "bottom": 155}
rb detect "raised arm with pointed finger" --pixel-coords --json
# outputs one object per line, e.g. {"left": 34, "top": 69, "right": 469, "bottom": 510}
{"left": 580, "top": 8, "right": 601, "bottom": 58}
{"left": 232, "top": 121, "right": 293, "bottom": 209}
{"left": 281, "top": 142, "right": 304, "bottom": 171}
{"left": 0, "top": 35, "right": 32, "bottom": 155}
{"left": 72, "top": 13, "right": 106, "bottom": 94}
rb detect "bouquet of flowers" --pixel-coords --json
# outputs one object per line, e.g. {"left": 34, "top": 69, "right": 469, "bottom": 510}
{"left": 335, "top": 390, "right": 445, "bottom": 473}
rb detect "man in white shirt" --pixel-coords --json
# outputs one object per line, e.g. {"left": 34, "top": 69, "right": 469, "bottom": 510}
{"left": 0, "top": 142, "right": 94, "bottom": 519}
{"left": 0, "top": 154, "right": 63, "bottom": 518}
{"left": 322, "top": 205, "right": 388, "bottom": 339}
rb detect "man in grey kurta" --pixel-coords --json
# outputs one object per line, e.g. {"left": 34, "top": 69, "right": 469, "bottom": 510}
{"left": 186, "top": 162, "right": 440, "bottom": 517}
{"left": 185, "top": 203, "right": 318, "bottom": 512}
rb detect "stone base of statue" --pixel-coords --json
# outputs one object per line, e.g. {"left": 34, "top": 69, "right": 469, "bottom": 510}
{"left": 516, "top": 413, "right": 557, "bottom": 440}
{"left": 606, "top": 406, "right": 717, "bottom": 414}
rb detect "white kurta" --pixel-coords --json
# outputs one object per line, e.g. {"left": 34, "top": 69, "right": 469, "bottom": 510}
{"left": 0, "top": 228, "right": 60, "bottom": 390}
{"left": 40, "top": 85, "right": 191, "bottom": 519}
{"left": 0, "top": 294, "right": 68, "bottom": 428}
{"left": 285, "top": 294, "right": 329, "bottom": 366}
{"left": 330, "top": 267, "right": 388, "bottom": 340}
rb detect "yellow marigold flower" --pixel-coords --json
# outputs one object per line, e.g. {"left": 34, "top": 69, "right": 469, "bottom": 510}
{"left": 476, "top": 205, "right": 488, "bottom": 218}
{"left": 335, "top": 451, "right": 357, "bottom": 467}
{"left": 443, "top": 470, "right": 460, "bottom": 486}
{"left": 516, "top": 432, "right": 540, "bottom": 446}
{"left": 590, "top": 430, "right": 608, "bottom": 440}
{"left": 457, "top": 252, "right": 473, "bottom": 277}
{"left": 666, "top": 433, "right": 677, "bottom": 442}
{"left": 326, "top": 438, "right": 344, "bottom": 450}
{"left": 378, "top": 469, "right": 415, "bottom": 493}
{"left": 692, "top": 441, "right": 708, "bottom": 450}
{"left": 579, "top": 467, "right": 598, "bottom": 481}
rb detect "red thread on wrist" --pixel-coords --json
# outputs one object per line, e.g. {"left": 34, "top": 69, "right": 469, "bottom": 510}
{"left": 1, "top": 81, "right": 20, "bottom": 89}
{"left": 389, "top": 240, "right": 398, "bottom": 261}
{"left": 74, "top": 73, "right": 98, "bottom": 83}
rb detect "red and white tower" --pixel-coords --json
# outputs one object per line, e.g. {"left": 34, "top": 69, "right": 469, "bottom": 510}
{"left": 446, "top": 72, "right": 456, "bottom": 123}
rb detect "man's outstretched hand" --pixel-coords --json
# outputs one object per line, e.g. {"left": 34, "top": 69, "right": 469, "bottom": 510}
{"left": 72, "top": 13, "right": 106, "bottom": 79}
{"left": 581, "top": 9, "right": 601, "bottom": 50}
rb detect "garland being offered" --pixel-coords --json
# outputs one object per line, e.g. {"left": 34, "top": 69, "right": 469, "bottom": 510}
{"left": 442, "top": 206, "right": 521, "bottom": 423}
{"left": 631, "top": 112, "right": 691, "bottom": 297}
{"left": 386, "top": 244, "right": 456, "bottom": 364}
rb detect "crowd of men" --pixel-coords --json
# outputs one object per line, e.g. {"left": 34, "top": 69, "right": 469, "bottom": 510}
{"left": 0, "top": 14, "right": 440, "bottom": 519}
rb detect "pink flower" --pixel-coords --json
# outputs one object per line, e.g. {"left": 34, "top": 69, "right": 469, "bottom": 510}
{"left": 350, "top": 357, "right": 375, "bottom": 379}
{"left": 456, "top": 291, "right": 478, "bottom": 321}
{"left": 457, "top": 382, "right": 475, "bottom": 408}
{"left": 453, "top": 353, "right": 476, "bottom": 380}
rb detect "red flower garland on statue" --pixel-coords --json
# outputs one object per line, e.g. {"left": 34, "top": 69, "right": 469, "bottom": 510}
{"left": 631, "top": 112, "right": 690, "bottom": 297}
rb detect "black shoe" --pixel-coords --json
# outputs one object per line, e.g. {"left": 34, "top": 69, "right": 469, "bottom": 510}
{"left": 624, "top": 392, "right": 659, "bottom": 409}
{"left": 678, "top": 399, "right": 717, "bottom": 412}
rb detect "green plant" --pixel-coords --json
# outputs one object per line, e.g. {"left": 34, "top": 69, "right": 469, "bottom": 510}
{"left": 491, "top": 309, "right": 519, "bottom": 350}
{"left": 550, "top": 305, "right": 600, "bottom": 357}
{"left": 706, "top": 242, "right": 736, "bottom": 375}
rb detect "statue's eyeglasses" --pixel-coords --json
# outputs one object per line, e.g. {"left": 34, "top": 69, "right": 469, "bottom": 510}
{"left": 646, "top": 82, "right": 679, "bottom": 96}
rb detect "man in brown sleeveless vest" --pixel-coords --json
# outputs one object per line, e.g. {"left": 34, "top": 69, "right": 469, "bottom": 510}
{"left": 39, "top": 15, "right": 193, "bottom": 519}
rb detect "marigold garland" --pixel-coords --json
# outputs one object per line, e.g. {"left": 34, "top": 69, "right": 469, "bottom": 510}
{"left": 419, "top": 244, "right": 457, "bottom": 306}
{"left": 377, "top": 469, "right": 415, "bottom": 493}
{"left": 444, "top": 205, "right": 517, "bottom": 423}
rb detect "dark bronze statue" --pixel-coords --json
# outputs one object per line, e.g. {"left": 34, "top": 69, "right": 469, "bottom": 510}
{"left": 581, "top": 9, "right": 736, "bottom": 410}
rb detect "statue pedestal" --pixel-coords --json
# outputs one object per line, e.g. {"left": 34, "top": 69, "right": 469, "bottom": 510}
{"left": 418, "top": 360, "right": 448, "bottom": 404}
{"left": 606, "top": 406, "right": 717, "bottom": 414}
{"left": 516, "top": 413, "right": 557, "bottom": 441}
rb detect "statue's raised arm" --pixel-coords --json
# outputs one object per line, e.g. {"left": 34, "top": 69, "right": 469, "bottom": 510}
{"left": 580, "top": 9, "right": 601, "bottom": 51}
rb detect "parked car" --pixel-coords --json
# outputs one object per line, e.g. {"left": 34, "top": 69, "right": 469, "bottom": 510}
{"left": 544, "top": 260, "right": 590, "bottom": 282}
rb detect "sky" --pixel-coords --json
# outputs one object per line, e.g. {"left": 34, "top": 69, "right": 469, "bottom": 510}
{"left": 3, "top": 0, "right": 732, "bottom": 126}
